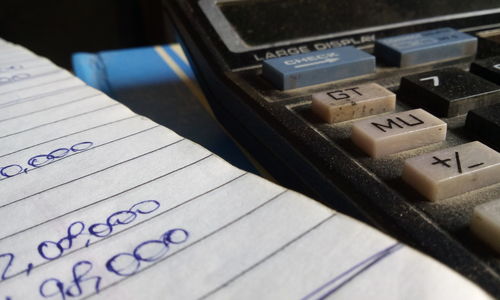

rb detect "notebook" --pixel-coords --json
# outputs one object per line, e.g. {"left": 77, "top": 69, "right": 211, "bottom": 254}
{"left": 0, "top": 38, "right": 492, "bottom": 299}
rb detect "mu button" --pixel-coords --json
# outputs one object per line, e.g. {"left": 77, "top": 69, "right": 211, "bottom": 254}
{"left": 351, "top": 108, "right": 446, "bottom": 158}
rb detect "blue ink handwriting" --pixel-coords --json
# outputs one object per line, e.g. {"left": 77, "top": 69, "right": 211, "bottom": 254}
{"left": 38, "top": 227, "right": 187, "bottom": 299}
{"left": 106, "top": 228, "right": 189, "bottom": 277}
{"left": 38, "top": 200, "right": 160, "bottom": 261}
{"left": 0, "top": 253, "right": 33, "bottom": 282}
{"left": 0, "top": 73, "right": 30, "bottom": 84}
{"left": 39, "top": 261, "right": 101, "bottom": 300}
{"left": 0, "top": 64, "right": 23, "bottom": 73}
{"left": 0, "top": 142, "right": 93, "bottom": 179}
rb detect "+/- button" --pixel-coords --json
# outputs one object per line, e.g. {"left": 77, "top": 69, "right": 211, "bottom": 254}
{"left": 375, "top": 27, "right": 477, "bottom": 67}
{"left": 470, "top": 56, "right": 500, "bottom": 85}
{"left": 465, "top": 103, "right": 500, "bottom": 151}
{"left": 470, "top": 199, "right": 500, "bottom": 253}
{"left": 311, "top": 83, "right": 395, "bottom": 123}
{"left": 351, "top": 108, "right": 446, "bottom": 158}
{"left": 402, "top": 141, "right": 500, "bottom": 201}
{"left": 398, "top": 68, "right": 500, "bottom": 117}
{"left": 262, "top": 46, "right": 375, "bottom": 90}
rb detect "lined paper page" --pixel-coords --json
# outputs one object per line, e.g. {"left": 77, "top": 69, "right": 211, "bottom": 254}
{"left": 0, "top": 40, "right": 492, "bottom": 300}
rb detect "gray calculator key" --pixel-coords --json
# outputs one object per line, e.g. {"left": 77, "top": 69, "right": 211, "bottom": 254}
{"left": 375, "top": 27, "right": 477, "bottom": 67}
{"left": 262, "top": 46, "right": 375, "bottom": 90}
{"left": 402, "top": 141, "right": 500, "bottom": 201}
{"left": 471, "top": 198, "right": 500, "bottom": 253}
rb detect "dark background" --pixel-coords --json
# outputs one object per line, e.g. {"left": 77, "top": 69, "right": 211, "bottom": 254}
{"left": 0, "top": 0, "right": 174, "bottom": 69}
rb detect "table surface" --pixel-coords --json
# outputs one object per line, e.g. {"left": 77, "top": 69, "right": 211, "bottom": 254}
{"left": 72, "top": 44, "right": 257, "bottom": 175}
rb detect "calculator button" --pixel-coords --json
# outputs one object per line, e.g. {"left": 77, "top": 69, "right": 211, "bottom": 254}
{"left": 311, "top": 83, "right": 395, "bottom": 123}
{"left": 470, "top": 56, "right": 500, "bottom": 85}
{"left": 402, "top": 141, "right": 500, "bottom": 201}
{"left": 375, "top": 27, "right": 477, "bottom": 67}
{"left": 477, "top": 35, "right": 500, "bottom": 59}
{"left": 262, "top": 46, "right": 375, "bottom": 90}
{"left": 470, "top": 199, "right": 500, "bottom": 253}
{"left": 398, "top": 68, "right": 500, "bottom": 117}
{"left": 351, "top": 108, "right": 446, "bottom": 158}
{"left": 465, "top": 103, "right": 500, "bottom": 151}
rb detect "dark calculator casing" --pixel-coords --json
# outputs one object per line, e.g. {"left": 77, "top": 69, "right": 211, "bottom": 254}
{"left": 164, "top": 0, "right": 500, "bottom": 296}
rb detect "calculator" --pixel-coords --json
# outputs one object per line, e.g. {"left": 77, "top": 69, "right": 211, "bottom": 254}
{"left": 164, "top": 0, "right": 500, "bottom": 296}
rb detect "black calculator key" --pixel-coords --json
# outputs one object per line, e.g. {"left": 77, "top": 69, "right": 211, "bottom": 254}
{"left": 398, "top": 68, "right": 500, "bottom": 117}
{"left": 470, "top": 56, "right": 500, "bottom": 85}
{"left": 466, "top": 103, "right": 500, "bottom": 151}
{"left": 477, "top": 35, "right": 500, "bottom": 59}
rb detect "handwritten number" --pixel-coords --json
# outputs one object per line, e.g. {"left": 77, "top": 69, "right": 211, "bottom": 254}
{"left": 37, "top": 223, "right": 182, "bottom": 299}
{"left": 89, "top": 200, "right": 160, "bottom": 238}
{"left": 0, "top": 73, "right": 30, "bottom": 84}
{"left": 39, "top": 278, "right": 66, "bottom": 300}
{"left": 59, "top": 222, "right": 85, "bottom": 250}
{"left": 28, "top": 147, "right": 70, "bottom": 168}
{"left": 38, "top": 241, "right": 63, "bottom": 261}
{"left": 38, "top": 222, "right": 85, "bottom": 261}
{"left": 107, "top": 210, "right": 137, "bottom": 226}
{"left": 65, "top": 261, "right": 101, "bottom": 297}
{"left": 130, "top": 200, "right": 160, "bottom": 214}
{"left": 133, "top": 240, "right": 169, "bottom": 262}
{"left": 39, "top": 261, "right": 101, "bottom": 299}
{"left": 28, "top": 155, "right": 53, "bottom": 168}
{"left": 0, "top": 253, "right": 33, "bottom": 282}
{"left": 163, "top": 228, "right": 189, "bottom": 245}
{"left": 0, "top": 165, "right": 23, "bottom": 178}
{"left": 107, "top": 228, "right": 189, "bottom": 277}
{"left": 70, "top": 142, "right": 93, "bottom": 152}
{"left": 88, "top": 211, "right": 135, "bottom": 238}
{"left": 1, "top": 141, "right": 94, "bottom": 179}
{"left": 0, "top": 253, "right": 15, "bottom": 281}
{"left": 38, "top": 200, "right": 160, "bottom": 261}
{"left": 0, "top": 64, "right": 23, "bottom": 72}
{"left": 48, "top": 148, "right": 70, "bottom": 159}
{"left": 106, "top": 253, "right": 140, "bottom": 277}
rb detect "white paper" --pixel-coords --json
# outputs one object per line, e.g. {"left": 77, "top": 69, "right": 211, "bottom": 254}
{"left": 0, "top": 77, "right": 84, "bottom": 107}
{"left": 0, "top": 40, "right": 492, "bottom": 300}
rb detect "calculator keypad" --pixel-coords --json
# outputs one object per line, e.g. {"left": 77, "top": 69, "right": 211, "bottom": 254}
{"left": 299, "top": 29, "right": 500, "bottom": 202}
{"left": 402, "top": 142, "right": 500, "bottom": 201}
{"left": 223, "top": 21, "right": 500, "bottom": 294}
{"left": 311, "top": 83, "right": 395, "bottom": 124}
{"left": 398, "top": 68, "right": 500, "bottom": 117}
{"left": 256, "top": 26, "right": 500, "bottom": 294}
